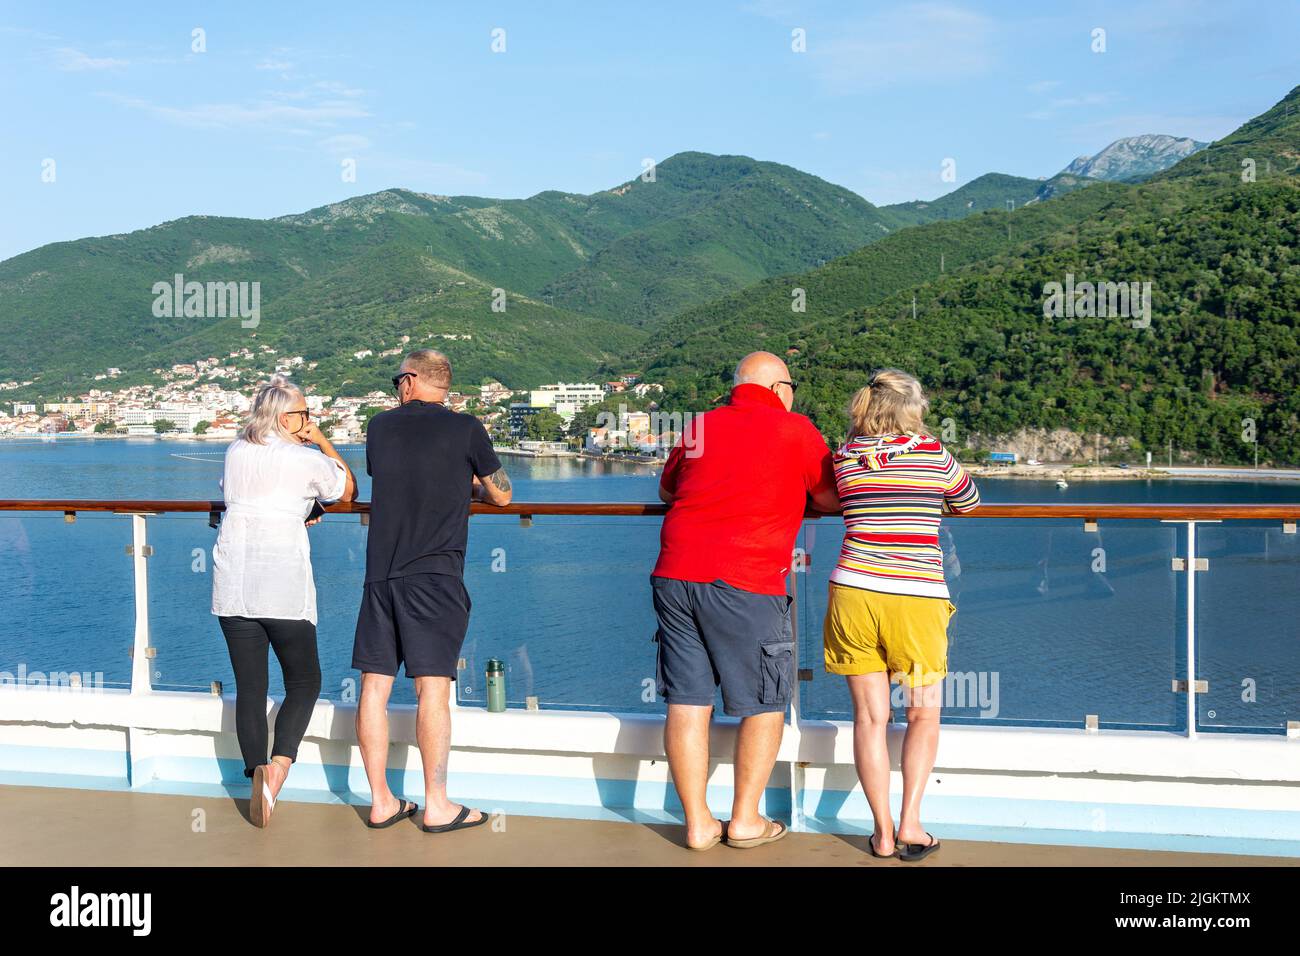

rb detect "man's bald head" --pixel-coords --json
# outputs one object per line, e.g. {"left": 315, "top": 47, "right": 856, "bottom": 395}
{"left": 733, "top": 351, "right": 795, "bottom": 410}
{"left": 733, "top": 351, "right": 789, "bottom": 388}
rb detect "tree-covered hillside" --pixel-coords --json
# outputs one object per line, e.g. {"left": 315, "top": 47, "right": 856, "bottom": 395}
{"left": 646, "top": 85, "right": 1300, "bottom": 465}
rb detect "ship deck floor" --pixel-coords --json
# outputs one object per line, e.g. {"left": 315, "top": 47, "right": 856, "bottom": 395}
{"left": 3, "top": 784, "right": 1293, "bottom": 867}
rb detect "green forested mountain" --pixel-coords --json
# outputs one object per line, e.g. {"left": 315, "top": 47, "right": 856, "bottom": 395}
{"left": 0, "top": 152, "right": 898, "bottom": 395}
{"left": 3, "top": 79, "right": 1292, "bottom": 466}
{"left": 647, "top": 85, "right": 1300, "bottom": 464}
{"left": 536, "top": 153, "right": 897, "bottom": 325}
{"left": 643, "top": 181, "right": 1130, "bottom": 388}
{"left": 879, "top": 173, "right": 1051, "bottom": 228}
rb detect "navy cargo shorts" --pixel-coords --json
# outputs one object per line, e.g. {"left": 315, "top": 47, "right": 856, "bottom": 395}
{"left": 650, "top": 575, "right": 795, "bottom": 717}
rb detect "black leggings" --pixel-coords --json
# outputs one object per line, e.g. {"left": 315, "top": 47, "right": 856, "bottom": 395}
{"left": 218, "top": 616, "right": 322, "bottom": 778}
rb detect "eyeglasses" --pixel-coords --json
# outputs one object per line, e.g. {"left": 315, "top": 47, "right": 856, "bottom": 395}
{"left": 391, "top": 372, "right": 416, "bottom": 393}
{"left": 773, "top": 380, "right": 799, "bottom": 394}
{"left": 284, "top": 410, "right": 310, "bottom": 423}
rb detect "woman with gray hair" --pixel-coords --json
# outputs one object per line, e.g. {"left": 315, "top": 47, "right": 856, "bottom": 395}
{"left": 212, "top": 375, "right": 357, "bottom": 827}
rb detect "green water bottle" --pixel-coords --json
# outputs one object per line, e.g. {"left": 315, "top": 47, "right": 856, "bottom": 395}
{"left": 486, "top": 659, "right": 506, "bottom": 712}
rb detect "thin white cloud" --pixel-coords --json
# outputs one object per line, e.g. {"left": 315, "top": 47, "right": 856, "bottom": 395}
{"left": 1025, "top": 91, "right": 1117, "bottom": 122}
{"left": 319, "top": 133, "right": 372, "bottom": 154}
{"left": 99, "top": 90, "right": 370, "bottom": 130}
{"left": 1027, "top": 80, "right": 1062, "bottom": 95}
{"left": 53, "top": 46, "right": 128, "bottom": 71}
{"left": 813, "top": 3, "right": 996, "bottom": 93}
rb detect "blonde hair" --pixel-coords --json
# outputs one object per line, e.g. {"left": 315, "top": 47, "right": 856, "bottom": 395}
{"left": 241, "top": 375, "right": 303, "bottom": 445}
{"left": 848, "top": 368, "right": 929, "bottom": 437}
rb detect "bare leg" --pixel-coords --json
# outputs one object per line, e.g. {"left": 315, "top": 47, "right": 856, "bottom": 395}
{"left": 897, "top": 680, "right": 942, "bottom": 846}
{"left": 664, "top": 703, "right": 721, "bottom": 847}
{"left": 356, "top": 672, "right": 402, "bottom": 824}
{"left": 263, "top": 755, "right": 293, "bottom": 801}
{"left": 846, "top": 672, "right": 895, "bottom": 854}
{"left": 727, "top": 710, "right": 785, "bottom": 841}
{"left": 416, "top": 676, "right": 482, "bottom": 827}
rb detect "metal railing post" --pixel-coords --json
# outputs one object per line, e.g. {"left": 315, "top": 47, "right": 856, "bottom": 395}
{"left": 129, "top": 513, "right": 153, "bottom": 695}
{"left": 1185, "top": 521, "right": 1198, "bottom": 738}
{"left": 786, "top": 533, "right": 807, "bottom": 832}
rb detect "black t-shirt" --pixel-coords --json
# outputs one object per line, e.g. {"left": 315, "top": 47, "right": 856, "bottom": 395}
{"left": 364, "top": 400, "right": 502, "bottom": 583}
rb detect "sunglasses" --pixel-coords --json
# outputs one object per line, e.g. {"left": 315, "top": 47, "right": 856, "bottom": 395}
{"left": 773, "top": 380, "right": 799, "bottom": 394}
{"left": 391, "top": 372, "right": 416, "bottom": 393}
{"left": 284, "top": 409, "right": 311, "bottom": 424}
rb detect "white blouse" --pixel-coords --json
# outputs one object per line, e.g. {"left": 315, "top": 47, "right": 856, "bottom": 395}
{"left": 211, "top": 435, "right": 348, "bottom": 625}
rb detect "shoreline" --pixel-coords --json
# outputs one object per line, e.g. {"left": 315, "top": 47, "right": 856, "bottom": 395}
{"left": 966, "top": 463, "right": 1300, "bottom": 483}
{"left": 4, "top": 435, "right": 1298, "bottom": 483}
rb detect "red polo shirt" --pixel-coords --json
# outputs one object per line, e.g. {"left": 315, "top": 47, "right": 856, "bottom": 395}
{"left": 652, "top": 383, "right": 835, "bottom": 595}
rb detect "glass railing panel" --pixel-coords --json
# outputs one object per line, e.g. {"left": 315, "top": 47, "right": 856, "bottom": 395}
{"left": 147, "top": 511, "right": 369, "bottom": 700}
{"left": 1194, "top": 521, "right": 1300, "bottom": 734}
{"left": 797, "top": 517, "right": 1185, "bottom": 730}
{"left": 459, "top": 514, "right": 668, "bottom": 713}
{"left": 0, "top": 511, "right": 135, "bottom": 691}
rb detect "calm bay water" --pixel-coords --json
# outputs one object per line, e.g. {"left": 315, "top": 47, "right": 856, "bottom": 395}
{"left": 1, "top": 437, "right": 1297, "bottom": 731}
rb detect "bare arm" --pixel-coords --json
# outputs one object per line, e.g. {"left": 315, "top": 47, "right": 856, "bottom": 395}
{"left": 658, "top": 485, "right": 674, "bottom": 505}
{"left": 808, "top": 484, "right": 841, "bottom": 515}
{"left": 304, "top": 423, "right": 357, "bottom": 502}
{"left": 474, "top": 467, "right": 513, "bottom": 507}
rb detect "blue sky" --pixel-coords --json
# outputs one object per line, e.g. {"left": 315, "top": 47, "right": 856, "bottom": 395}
{"left": 2, "top": 0, "right": 1297, "bottom": 261}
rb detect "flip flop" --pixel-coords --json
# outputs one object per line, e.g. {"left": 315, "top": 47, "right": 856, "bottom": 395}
{"left": 898, "top": 832, "right": 941, "bottom": 862}
{"left": 421, "top": 804, "right": 489, "bottom": 834}
{"left": 687, "top": 821, "right": 728, "bottom": 851}
{"left": 365, "top": 799, "right": 418, "bottom": 829}
{"left": 250, "top": 765, "right": 275, "bottom": 829}
{"left": 868, "top": 831, "right": 897, "bottom": 859}
{"left": 725, "top": 818, "right": 789, "bottom": 849}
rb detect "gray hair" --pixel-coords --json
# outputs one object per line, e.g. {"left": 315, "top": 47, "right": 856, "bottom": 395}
{"left": 404, "top": 349, "right": 452, "bottom": 389}
{"left": 241, "top": 375, "right": 303, "bottom": 445}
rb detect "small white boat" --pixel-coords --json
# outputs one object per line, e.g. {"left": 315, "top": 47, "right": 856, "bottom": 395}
{"left": 1055, "top": 478, "right": 1069, "bottom": 490}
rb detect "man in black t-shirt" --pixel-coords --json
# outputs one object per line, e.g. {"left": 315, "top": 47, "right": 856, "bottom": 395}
{"left": 352, "top": 349, "right": 512, "bottom": 833}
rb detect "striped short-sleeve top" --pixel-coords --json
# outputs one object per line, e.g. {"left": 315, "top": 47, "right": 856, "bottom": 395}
{"left": 830, "top": 433, "right": 980, "bottom": 599}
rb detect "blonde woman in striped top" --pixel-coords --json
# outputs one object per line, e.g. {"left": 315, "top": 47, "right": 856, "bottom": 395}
{"left": 822, "top": 369, "right": 979, "bottom": 862}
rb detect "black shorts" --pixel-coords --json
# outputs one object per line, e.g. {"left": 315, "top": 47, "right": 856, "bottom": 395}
{"left": 351, "top": 573, "right": 471, "bottom": 679}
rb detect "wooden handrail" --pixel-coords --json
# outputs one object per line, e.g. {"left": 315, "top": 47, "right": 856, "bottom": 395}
{"left": 0, "top": 499, "right": 1297, "bottom": 519}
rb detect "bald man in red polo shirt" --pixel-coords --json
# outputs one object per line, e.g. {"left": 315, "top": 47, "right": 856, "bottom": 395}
{"left": 651, "top": 351, "right": 840, "bottom": 850}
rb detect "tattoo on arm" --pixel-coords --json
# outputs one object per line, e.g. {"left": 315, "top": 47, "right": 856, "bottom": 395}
{"left": 487, "top": 468, "right": 511, "bottom": 493}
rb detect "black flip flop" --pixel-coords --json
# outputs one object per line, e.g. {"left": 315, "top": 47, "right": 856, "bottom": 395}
{"left": 365, "top": 798, "right": 417, "bottom": 829}
{"left": 868, "top": 831, "right": 897, "bottom": 859}
{"left": 898, "top": 832, "right": 941, "bottom": 862}
{"left": 421, "top": 804, "right": 489, "bottom": 834}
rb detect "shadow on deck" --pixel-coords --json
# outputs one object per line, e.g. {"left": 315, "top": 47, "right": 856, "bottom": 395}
{"left": 3, "top": 785, "right": 1294, "bottom": 867}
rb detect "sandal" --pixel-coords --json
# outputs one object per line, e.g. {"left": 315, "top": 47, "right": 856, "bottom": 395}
{"left": 898, "top": 832, "right": 941, "bottom": 862}
{"left": 420, "top": 805, "right": 489, "bottom": 834}
{"left": 250, "top": 764, "right": 276, "bottom": 829}
{"left": 725, "top": 818, "right": 789, "bottom": 849}
{"left": 868, "top": 831, "right": 897, "bottom": 859}
{"left": 687, "top": 821, "right": 728, "bottom": 851}
{"left": 365, "top": 798, "right": 418, "bottom": 829}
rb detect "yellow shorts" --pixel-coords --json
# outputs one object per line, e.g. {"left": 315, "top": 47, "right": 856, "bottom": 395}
{"left": 822, "top": 583, "right": 955, "bottom": 687}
